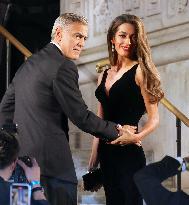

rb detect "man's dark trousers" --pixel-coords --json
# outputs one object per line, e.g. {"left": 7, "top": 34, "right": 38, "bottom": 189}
{"left": 41, "top": 176, "right": 77, "bottom": 205}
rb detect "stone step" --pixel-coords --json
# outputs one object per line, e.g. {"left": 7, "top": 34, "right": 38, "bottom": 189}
{"left": 78, "top": 200, "right": 147, "bottom": 205}
{"left": 78, "top": 188, "right": 189, "bottom": 204}
{"left": 78, "top": 204, "right": 106, "bottom": 205}
{"left": 72, "top": 149, "right": 189, "bottom": 204}
{"left": 78, "top": 194, "right": 105, "bottom": 205}
{"left": 78, "top": 194, "right": 145, "bottom": 205}
{"left": 79, "top": 204, "right": 105, "bottom": 205}
{"left": 78, "top": 186, "right": 105, "bottom": 204}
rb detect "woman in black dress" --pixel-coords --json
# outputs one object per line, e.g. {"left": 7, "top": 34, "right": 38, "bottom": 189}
{"left": 88, "top": 14, "right": 164, "bottom": 205}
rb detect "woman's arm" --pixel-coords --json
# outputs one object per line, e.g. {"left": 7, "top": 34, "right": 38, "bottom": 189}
{"left": 88, "top": 72, "right": 104, "bottom": 171}
{"left": 88, "top": 102, "right": 104, "bottom": 170}
{"left": 135, "top": 64, "right": 159, "bottom": 141}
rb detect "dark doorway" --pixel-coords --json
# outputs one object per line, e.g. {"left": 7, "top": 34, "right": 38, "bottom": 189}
{"left": 0, "top": 0, "right": 60, "bottom": 99}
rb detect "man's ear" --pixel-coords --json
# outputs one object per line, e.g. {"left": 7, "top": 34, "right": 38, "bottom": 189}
{"left": 55, "top": 26, "right": 63, "bottom": 41}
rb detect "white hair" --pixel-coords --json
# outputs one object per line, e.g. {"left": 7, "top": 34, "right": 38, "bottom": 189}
{"left": 51, "top": 13, "right": 88, "bottom": 40}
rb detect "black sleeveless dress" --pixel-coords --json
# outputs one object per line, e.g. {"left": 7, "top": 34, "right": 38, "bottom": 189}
{"left": 95, "top": 64, "right": 146, "bottom": 205}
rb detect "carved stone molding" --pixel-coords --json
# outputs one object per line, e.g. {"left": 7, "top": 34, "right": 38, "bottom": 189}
{"left": 163, "top": 0, "right": 189, "bottom": 27}
{"left": 93, "top": 0, "right": 121, "bottom": 35}
{"left": 146, "top": 0, "right": 161, "bottom": 17}
{"left": 61, "top": 0, "right": 189, "bottom": 56}
{"left": 122, "top": 0, "right": 143, "bottom": 17}
{"left": 70, "top": 0, "right": 81, "bottom": 14}
{"left": 167, "top": 0, "right": 188, "bottom": 17}
{"left": 93, "top": 0, "right": 109, "bottom": 34}
{"left": 62, "top": 0, "right": 89, "bottom": 18}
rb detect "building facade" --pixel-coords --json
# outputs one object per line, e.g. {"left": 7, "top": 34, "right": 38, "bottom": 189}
{"left": 60, "top": 0, "right": 189, "bottom": 203}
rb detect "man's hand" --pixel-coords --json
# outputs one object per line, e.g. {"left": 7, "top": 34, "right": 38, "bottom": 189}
{"left": 116, "top": 124, "right": 137, "bottom": 136}
{"left": 17, "top": 158, "right": 40, "bottom": 182}
{"left": 111, "top": 125, "right": 141, "bottom": 146}
{"left": 122, "top": 125, "right": 137, "bottom": 134}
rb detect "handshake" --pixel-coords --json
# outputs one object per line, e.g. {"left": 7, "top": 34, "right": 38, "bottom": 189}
{"left": 111, "top": 124, "right": 142, "bottom": 146}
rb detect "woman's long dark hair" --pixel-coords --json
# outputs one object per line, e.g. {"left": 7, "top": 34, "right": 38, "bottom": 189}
{"left": 107, "top": 14, "right": 164, "bottom": 103}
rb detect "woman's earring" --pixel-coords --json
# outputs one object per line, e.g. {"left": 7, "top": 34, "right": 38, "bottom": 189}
{"left": 112, "top": 44, "right": 115, "bottom": 52}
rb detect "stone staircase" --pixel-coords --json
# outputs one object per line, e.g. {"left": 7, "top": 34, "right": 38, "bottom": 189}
{"left": 77, "top": 167, "right": 189, "bottom": 205}
{"left": 71, "top": 148, "right": 105, "bottom": 205}
{"left": 77, "top": 182, "right": 105, "bottom": 205}
{"left": 72, "top": 149, "right": 177, "bottom": 205}
{"left": 73, "top": 149, "right": 147, "bottom": 205}
{"left": 70, "top": 132, "right": 188, "bottom": 205}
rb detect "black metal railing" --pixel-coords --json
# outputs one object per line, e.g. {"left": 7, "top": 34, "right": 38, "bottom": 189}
{"left": 0, "top": 25, "right": 32, "bottom": 89}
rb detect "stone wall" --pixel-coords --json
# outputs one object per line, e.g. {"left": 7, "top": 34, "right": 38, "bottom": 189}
{"left": 60, "top": 0, "right": 189, "bottom": 200}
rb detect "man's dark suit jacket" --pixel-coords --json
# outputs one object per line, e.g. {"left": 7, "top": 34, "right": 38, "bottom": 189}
{"left": 0, "top": 176, "right": 49, "bottom": 205}
{"left": 0, "top": 43, "right": 118, "bottom": 183}
{"left": 134, "top": 156, "right": 189, "bottom": 205}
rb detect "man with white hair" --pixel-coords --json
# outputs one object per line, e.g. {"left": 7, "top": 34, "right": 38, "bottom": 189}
{"left": 0, "top": 13, "right": 129, "bottom": 205}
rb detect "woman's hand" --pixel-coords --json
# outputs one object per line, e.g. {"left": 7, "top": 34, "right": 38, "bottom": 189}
{"left": 88, "top": 137, "right": 100, "bottom": 171}
{"left": 88, "top": 155, "right": 99, "bottom": 172}
{"left": 111, "top": 125, "right": 141, "bottom": 146}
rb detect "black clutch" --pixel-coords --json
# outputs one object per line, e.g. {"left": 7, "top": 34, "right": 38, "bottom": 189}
{"left": 82, "top": 168, "right": 103, "bottom": 191}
